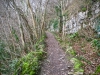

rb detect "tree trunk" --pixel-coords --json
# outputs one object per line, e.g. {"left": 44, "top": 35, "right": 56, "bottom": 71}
{"left": 27, "top": 0, "right": 38, "bottom": 39}
{"left": 41, "top": 0, "right": 49, "bottom": 34}
{"left": 59, "top": 1, "right": 63, "bottom": 34}
{"left": 12, "top": 0, "right": 35, "bottom": 45}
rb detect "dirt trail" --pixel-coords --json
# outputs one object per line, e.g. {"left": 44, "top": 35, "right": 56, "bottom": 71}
{"left": 40, "top": 32, "right": 71, "bottom": 75}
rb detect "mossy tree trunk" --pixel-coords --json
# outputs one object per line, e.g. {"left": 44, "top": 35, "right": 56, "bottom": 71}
{"left": 59, "top": 4, "right": 63, "bottom": 34}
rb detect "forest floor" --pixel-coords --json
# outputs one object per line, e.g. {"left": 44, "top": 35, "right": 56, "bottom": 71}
{"left": 40, "top": 32, "right": 72, "bottom": 75}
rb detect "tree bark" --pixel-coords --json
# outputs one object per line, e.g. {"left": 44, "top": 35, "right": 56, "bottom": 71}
{"left": 27, "top": 0, "right": 38, "bottom": 39}
{"left": 59, "top": 1, "right": 63, "bottom": 34}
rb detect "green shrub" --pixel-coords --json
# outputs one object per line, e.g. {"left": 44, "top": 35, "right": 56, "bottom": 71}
{"left": 0, "top": 41, "right": 11, "bottom": 74}
{"left": 34, "top": 35, "right": 46, "bottom": 50}
{"left": 49, "top": 18, "right": 59, "bottom": 31}
{"left": 92, "top": 39, "right": 100, "bottom": 49}
{"left": 69, "top": 32, "right": 79, "bottom": 39}
{"left": 92, "top": 39, "right": 100, "bottom": 55}
{"left": 95, "top": 17, "right": 100, "bottom": 38}
{"left": 92, "top": 39, "right": 98, "bottom": 46}
{"left": 53, "top": 19, "right": 59, "bottom": 30}
{"left": 76, "top": 56, "right": 91, "bottom": 64}
{"left": 71, "top": 58, "right": 84, "bottom": 72}
{"left": 81, "top": 7, "right": 87, "bottom": 12}
{"left": 14, "top": 50, "right": 46, "bottom": 75}
{"left": 14, "top": 35, "right": 46, "bottom": 75}
{"left": 86, "top": 38, "right": 93, "bottom": 42}
{"left": 9, "top": 58, "right": 18, "bottom": 72}
{"left": 87, "top": 10, "right": 92, "bottom": 18}
{"left": 94, "top": 65, "right": 100, "bottom": 75}
{"left": 66, "top": 46, "right": 76, "bottom": 56}
{"left": 0, "top": 41, "right": 5, "bottom": 60}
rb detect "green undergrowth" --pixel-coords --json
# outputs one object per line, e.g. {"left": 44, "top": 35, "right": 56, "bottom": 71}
{"left": 92, "top": 65, "right": 100, "bottom": 75}
{"left": 66, "top": 46, "right": 76, "bottom": 56}
{"left": 76, "top": 56, "right": 91, "bottom": 65}
{"left": 71, "top": 58, "right": 84, "bottom": 72}
{"left": 13, "top": 35, "right": 47, "bottom": 75}
{"left": 34, "top": 34, "right": 46, "bottom": 50}
{"left": 81, "top": 6, "right": 87, "bottom": 12}
{"left": 66, "top": 46, "right": 84, "bottom": 73}
{"left": 94, "top": 65, "right": 100, "bottom": 75}
{"left": 92, "top": 39, "right": 100, "bottom": 56}
{"left": 54, "top": 29, "right": 100, "bottom": 74}
{"left": 67, "top": 32, "right": 100, "bottom": 74}
{"left": 14, "top": 50, "right": 46, "bottom": 75}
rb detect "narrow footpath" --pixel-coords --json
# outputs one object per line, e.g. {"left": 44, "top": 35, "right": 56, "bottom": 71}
{"left": 40, "top": 32, "right": 71, "bottom": 75}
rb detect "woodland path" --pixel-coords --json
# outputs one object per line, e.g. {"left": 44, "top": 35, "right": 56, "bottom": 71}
{"left": 40, "top": 32, "right": 71, "bottom": 75}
